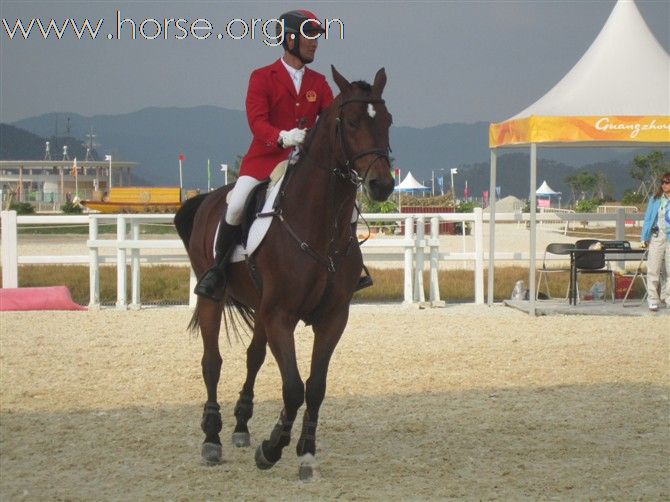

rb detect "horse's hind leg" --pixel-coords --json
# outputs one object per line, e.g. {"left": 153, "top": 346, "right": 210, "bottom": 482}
{"left": 296, "top": 307, "right": 348, "bottom": 480}
{"left": 254, "top": 310, "right": 303, "bottom": 471}
{"left": 232, "top": 321, "right": 267, "bottom": 447}
{"left": 198, "top": 299, "right": 224, "bottom": 464}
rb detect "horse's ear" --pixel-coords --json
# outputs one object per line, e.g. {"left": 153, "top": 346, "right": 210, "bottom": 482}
{"left": 373, "top": 67, "right": 387, "bottom": 95}
{"left": 331, "top": 65, "right": 351, "bottom": 93}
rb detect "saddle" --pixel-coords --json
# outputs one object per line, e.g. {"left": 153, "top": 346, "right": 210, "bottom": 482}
{"left": 234, "top": 160, "right": 291, "bottom": 248}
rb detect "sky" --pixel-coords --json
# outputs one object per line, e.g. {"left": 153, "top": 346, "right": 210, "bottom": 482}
{"left": 0, "top": 0, "right": 668, "bottom": 129}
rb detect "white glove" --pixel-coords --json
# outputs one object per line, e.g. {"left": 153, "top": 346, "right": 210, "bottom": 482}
{"left": 278, "top": 128, "right": 306, "bottom": 148}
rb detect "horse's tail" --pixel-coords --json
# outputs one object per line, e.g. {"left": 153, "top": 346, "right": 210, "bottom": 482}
{"left": 187, "top": 296, "right": 256, "bottom": 344}
{"left": 174, "top": 193, "right": 208, "bottom": 250}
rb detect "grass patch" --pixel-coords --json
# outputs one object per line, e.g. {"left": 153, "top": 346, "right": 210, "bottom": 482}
{"left": 11, "top": 265, "right": 646, "bottom": 306}
{"left": 16, "top": 265, "right": 189, "bottom": 305}
{"left": 564, "top": 227, "right": 642, "bottom": 240}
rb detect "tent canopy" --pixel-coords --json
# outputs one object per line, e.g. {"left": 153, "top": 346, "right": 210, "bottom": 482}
{"left": 486, "top": 0, "right": 669, "bottom": 314}
{"left": 536, "top": 180, "right": 560, "bottom": 196}
{"left": 395, "top": 171, "right": 429, "bottom": 191}
{"left": 489, "top": 0, "right": 669, "bottom": 148}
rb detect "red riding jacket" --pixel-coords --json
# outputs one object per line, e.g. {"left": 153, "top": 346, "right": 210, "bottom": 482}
{"left": 239, "top": 58, "right": 334, "bottom": 180}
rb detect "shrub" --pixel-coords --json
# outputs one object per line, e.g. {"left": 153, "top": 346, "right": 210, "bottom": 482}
{"left": 361, "top": 199, "right": 398, "bottom": 214}
{"left": 621, "top": 190, "right": 645, "bottom": 205}
{"left": 454, "top": 201, "right": 475, "bottom": 235}
{"left": 575, "top": 199, "right": 600, "bottom": 213}
{"left": 456, "top": 201, "right": 476, "bottom": 213}
{"left": 8, "top": 201, "right": 34, "bottom": 214}
{"left": 60, "top": 201, "right": 83, "bottom": 214}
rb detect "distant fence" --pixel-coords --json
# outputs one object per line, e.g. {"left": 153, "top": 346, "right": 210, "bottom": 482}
{"left": 1, "top": 209, "right": 644, "bottom": 308}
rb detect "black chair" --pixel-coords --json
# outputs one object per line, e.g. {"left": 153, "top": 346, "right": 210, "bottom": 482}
{"left": 536, "top": 243, "right": 573, "bottom": 300}
{"left": 574, "top": 239, "right": 615, "bottom": 302}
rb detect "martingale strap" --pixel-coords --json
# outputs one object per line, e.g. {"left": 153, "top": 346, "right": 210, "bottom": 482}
{"left": 276, "top": 212, "right": 336, "bottom": 273}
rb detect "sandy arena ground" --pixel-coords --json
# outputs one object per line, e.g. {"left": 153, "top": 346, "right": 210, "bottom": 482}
{"left": 1, "top": 304, "right": 668, "bottom": 500}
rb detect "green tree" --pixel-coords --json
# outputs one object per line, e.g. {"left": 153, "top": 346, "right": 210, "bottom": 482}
{"left": 565, "top": 170, "right": 598, "bottom": 202}
{"left": 594, "top": 170, "right": 612, "bottom": 200}
{"left": 630, "top": 151, "right": 669, "bottom": 198}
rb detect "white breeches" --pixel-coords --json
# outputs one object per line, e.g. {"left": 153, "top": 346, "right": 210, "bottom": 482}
{"left": 225, "top": 176, "right": 262, "bottom": 226}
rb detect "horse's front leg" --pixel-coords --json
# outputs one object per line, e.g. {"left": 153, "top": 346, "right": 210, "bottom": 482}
{"left": 254, "top": 309, "right": 303, "bottom": 470}
{"left": 231, "top": 321, "right": 267, "bottom": 447}
{"left": 198, "top": 298, "right": 225, "bottom": 464}
{"left": 296, "top": 307, "right": 348, "bottom": 480}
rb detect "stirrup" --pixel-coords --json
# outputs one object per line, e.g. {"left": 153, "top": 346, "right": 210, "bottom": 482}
{"left": 354, "top": 265, "right": 373, "bottom": 292}
{"left": 194, "top": 266, "right": 226, "bottom": 302}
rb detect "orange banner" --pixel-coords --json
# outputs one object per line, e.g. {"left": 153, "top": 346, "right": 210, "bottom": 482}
{"left": 489, "top": 115, "right": 670, "bottom": 147}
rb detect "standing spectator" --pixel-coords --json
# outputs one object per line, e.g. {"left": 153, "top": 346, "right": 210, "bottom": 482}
{"left": 641, "top": 171, "right": 670, "bottom": 311}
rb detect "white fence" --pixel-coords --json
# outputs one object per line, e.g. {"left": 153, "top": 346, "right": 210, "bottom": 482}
{"left": 1, "top": 209, "right": 644, "bottom": 308}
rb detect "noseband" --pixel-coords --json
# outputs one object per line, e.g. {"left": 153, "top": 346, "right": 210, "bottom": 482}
{"left": 334, "top": 97, "right": 391, "bottom": 186}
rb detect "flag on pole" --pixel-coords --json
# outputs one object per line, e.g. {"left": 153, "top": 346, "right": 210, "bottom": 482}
{"left": 207, "top": 158, "right": 211, "bottom": 190}
{"left": 463, "top": 180, "right": 469, "bottom": 199}
{"left": 178, "top": 153, "right": 185, "bottom": 161}
{"left": 104, "top": 155, "right": 111, "bottom": 161}
{"left": 70, "top": 157, "right": 78, "bottom": 176}
{"left": 450, "top": 168, "right": 458, "bottom": 174}
{"left": 482, "top": 190, "right": 489, "bottom": 207}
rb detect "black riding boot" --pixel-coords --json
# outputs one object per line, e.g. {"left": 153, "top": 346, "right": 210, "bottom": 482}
{"left": 194, "top": 221, "right": 241, "bottom": 301}
{"left": 351, "top": 222, "right": 373, "bottom": 292}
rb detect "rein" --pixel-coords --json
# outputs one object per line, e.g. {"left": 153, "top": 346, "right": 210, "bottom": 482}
{"left": 263, "top": 94, "right": 390, "bottom": 275}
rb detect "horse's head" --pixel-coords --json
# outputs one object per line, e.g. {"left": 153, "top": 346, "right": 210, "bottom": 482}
{"left": 330, "top": 66, "right": 395, "bottom": 202}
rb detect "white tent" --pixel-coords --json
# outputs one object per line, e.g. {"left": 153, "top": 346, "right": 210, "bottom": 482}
{"left": 536, "top": 181, "right": 559, "bottom": 196}
{"left": 487, "top": 0, "right": 670, "bottom": 314}
{"left": 395, "top": 171, "right": 429, "bottom": 191}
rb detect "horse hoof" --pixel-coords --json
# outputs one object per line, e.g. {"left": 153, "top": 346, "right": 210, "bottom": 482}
{"left": 255, "top": 444, "right": 276, "bottom": 470}
{"left": 298, "top": 453, "right": 320, "bottom": 481}
{"left": 201, "top": 442, "right": 222, "bottom": 465}
{"left": 231, "top": 432, "right": 250, "bottom": 448}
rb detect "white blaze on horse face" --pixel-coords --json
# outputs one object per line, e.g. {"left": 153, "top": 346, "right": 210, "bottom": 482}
{"left": 367, "top": 103, "right": 376, "bottom": 119}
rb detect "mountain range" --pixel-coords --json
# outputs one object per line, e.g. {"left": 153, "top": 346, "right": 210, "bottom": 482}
{"left": 5, "top": 106, "right": 667, "bottom": 200}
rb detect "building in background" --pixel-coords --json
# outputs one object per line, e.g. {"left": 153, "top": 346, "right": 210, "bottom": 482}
{"left": 0, "top": 158, "right": 137, "bottom": 210}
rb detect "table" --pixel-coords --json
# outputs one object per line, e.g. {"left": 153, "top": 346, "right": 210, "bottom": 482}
{"left": 568, "top": 248, "right": 646, "bottom": 305}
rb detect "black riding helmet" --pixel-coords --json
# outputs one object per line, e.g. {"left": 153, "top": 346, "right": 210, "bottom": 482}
{"left": 277, "top": 10, "right": 325, "bottom": 63}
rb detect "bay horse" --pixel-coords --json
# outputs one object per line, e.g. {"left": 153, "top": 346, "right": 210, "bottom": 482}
{"left": 174, "top": 66, "right": 395, "bottom": 480}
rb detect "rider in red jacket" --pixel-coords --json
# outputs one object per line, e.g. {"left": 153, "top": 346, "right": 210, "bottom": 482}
{"left": 195, "top": 10, "right": 371, "bottom": 301}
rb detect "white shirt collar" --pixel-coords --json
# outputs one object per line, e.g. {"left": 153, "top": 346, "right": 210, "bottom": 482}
{"left": 280, "top": 57, "right": 304, "bottom": 93}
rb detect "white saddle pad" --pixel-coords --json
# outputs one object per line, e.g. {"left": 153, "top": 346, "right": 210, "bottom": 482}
{"left": 212, "top": 174, "right": 284, "bottom": 263}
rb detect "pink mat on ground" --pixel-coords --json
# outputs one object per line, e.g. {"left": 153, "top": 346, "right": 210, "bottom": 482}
{"left": 0, "top": 286, "right": 87, "bottom": 311}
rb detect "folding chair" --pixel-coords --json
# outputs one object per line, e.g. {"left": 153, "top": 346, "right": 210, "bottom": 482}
{"left": 574, "top": 239, "right": 616, "bottom": 302}
{"left": 536, "top": 243, "right": 573, "bottom": 300}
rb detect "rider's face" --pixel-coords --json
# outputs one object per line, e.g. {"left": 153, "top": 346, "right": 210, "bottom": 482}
{"left": 298, "top": 33, "right": 318, "bottom": 63}
{"left": 287, "top": 32, "right": 319, "bottom": 64}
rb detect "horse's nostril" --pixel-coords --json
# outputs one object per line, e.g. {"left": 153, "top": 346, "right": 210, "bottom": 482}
{"left": 367, "top": 177, "right": 394, "bottom": 201}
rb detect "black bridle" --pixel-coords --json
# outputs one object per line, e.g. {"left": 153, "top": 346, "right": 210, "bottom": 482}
{"left": 263, "top": 94, "right": 392, "bottom": 275}
{"left": 334, "top": 96, "right": 391, "bottom": 186}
